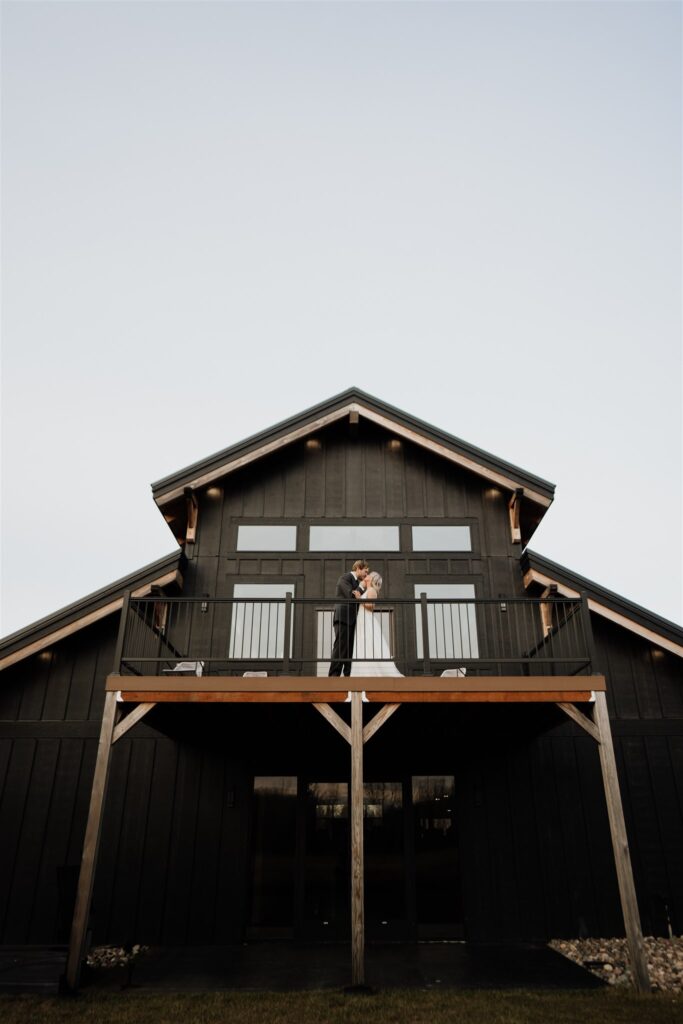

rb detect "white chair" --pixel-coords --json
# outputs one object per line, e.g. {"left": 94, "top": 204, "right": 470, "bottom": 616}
{"left": 440, "top": 668, "right": 467, "bottom": 677}
{"left": 163, "top": 660, "right": 204, "bottom": 676}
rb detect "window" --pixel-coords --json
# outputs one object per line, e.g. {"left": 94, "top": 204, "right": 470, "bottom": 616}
{"left": 414, "top": 584, "right": 479, "bottom": 659}
{"left": 309, "top": 525, "right": 400, "bottom": 551}
{"left": 230, "top": 584, "right": 294, "bottom": 658}
{"left": 412, "top": 526, "right": 471, "bottom": 551}
{"left": 236, "top": 525, "right": 297, "bottom": 551}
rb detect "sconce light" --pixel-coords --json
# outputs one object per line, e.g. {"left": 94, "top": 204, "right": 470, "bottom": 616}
{"left": 206, "top": 486, "right": 222, "bottom": 498}
{"left": 388, "top": 439, "right": 402, "bottom": 451}
{"left": 306, "top": 438, "right": 321, "bottom": 450}
{"left": 201, "top": 594, "right": 209, "bottom": 613}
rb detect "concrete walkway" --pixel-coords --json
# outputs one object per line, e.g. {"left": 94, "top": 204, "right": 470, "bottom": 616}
{"left": 0, "top": 942, "right": 604, "bottom": 993}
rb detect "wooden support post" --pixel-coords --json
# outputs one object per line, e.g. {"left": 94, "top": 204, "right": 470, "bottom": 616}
{"left": 350, "top": 691, "right": 365, "bottom": 987}
{"left": 64, "top": 689, "right": 118, "bottom": 992}
{"left": 313, "top": 702, "right": 351, "bottom": 744}
{"left": 556, "top": 700, "right": 600, "bottom": 743}
{"left": 540, "top": 585, "right": 557, "bottom": 637}
{"left": 363, "top": 703, "right": 400, "bottom": 744}
{"left": 184, "top": 487, "right": 198, "bottom": 544}
{"left": 112, "top": 701, "right": 156, "bottom": 744}
{"left": 593, "top": 690, "right": 651, "bottom": 992}
{"left": 508, "top": 487, "right": 523, "bottom": 544}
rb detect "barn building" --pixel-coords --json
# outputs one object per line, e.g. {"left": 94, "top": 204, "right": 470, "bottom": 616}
{"left": 0, "top": 389, "right": 681, "bottom": 992}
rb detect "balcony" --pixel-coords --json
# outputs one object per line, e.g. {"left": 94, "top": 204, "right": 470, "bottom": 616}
{"left": 107, "top": 593, "right": 602, "bottom": 704}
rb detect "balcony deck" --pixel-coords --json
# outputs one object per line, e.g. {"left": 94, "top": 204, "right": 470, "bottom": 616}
{"left": 110, "top": 592, "right": 602, "bottom": 704}
{"left": 106, "top": 672, "right": 605, "bottom": 703}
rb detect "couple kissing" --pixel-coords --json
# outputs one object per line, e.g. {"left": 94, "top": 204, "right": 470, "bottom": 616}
{"left": 328, "top": 559, "right": 401, "bottom": 678}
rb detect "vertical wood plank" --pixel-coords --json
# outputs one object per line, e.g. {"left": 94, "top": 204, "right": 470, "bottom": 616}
{"left": 65, "top": 689, "right": 118, "bottom": 991}
{"left": 350, "top": 691, "right": 365, "bottom": 986}
{"left": 593, "top": 691, "right": 651, "bottom": 992}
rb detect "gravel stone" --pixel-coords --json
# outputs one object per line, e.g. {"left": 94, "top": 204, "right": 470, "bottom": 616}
{"left": 549, "top": 936, "right": 683, "bottom": 992}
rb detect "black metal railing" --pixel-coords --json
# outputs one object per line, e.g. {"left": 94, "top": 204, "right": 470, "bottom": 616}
{"left": 114, "top": 594, "right": 594, "bottom": 679}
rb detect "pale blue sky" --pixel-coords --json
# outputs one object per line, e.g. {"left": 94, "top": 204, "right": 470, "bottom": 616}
{"left": 2, "top": 0, "right": 681, "bottom": 636}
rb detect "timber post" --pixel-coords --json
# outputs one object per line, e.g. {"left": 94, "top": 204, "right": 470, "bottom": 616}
{"left": 593, "top": 690, "right": 651, "bottom": 992}
{"left": 64, "top": 688, "right": 118, "bottom": 991}
{"left": 350, "top": 690, "right": 365, "bottom": 986}
{"left": 64, "top": 591, "right": 131, "bottom": 992}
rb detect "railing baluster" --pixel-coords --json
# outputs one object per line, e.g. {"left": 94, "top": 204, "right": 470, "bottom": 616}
{"left": 283, "top": 594, "right": 292, "bottom": 672}
{"left": 420, "top": 593, "right": 431, "bottom": 674}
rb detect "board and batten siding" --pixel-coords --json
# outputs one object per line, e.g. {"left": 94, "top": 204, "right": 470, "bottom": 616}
{"left": 0, "top": 417, "right": 682, "bottom": 944}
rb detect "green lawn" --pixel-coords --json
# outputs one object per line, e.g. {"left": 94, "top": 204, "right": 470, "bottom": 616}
{"left": 2, "top": 989, "right": 682, "bottom": 1024}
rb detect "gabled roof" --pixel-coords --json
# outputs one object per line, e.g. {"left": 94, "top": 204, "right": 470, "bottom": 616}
{"left": 0, "top": 551, "right": 184, "bottom": 671}
{"left": 153, "top": 386, "right": 555, "bottom": 508}
{"left": 522, "top": 550, "right": 683, "bottom": 658}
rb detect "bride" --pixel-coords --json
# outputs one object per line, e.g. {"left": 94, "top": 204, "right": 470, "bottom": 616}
{"left": 350, "top": 572, "right": 403, "bottom": 676}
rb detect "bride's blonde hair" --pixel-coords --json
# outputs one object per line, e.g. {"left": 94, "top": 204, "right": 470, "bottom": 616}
{"left": 368, "top": 571, "right": 383, "bottom": 592}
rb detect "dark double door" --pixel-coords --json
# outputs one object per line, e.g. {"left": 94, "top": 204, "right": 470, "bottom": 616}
{"left": 249, "top": 775, "right": 462, "bottom": 941}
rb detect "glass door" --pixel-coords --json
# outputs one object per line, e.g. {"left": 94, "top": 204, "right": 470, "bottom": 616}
{"left": 249, "top": 776, "right": 298, "bottom": 937}
{"left": 303, "top": 781, "right": 350, "bottom": 937}
{"left": 412, "top": 775, "right": 463, "bottom": 938}
{"left": 364, "top": 781, "right": 407, "bottom": 939}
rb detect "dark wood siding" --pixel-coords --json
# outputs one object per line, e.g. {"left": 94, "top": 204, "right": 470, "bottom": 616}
{"left": 0, "top": 416, "right": 681, "bottom": 946}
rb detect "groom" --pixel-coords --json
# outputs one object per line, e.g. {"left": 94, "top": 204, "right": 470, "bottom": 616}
{"left": 328, "top": 560, "right": 369, "bottom": 677}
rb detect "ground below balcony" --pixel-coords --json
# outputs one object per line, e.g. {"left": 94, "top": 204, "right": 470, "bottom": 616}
{"left": 0, "top": 944, "right": 605, "bottom": 995}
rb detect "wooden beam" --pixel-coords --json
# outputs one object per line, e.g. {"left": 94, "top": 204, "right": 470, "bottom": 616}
{"left": 366, "top": 690, "right": 596, "bottom": 703}
{"left": 349, "top": 409, "right": 359, "bottom": 424}
{"left": 112, "top": 702, "right": 156, "bottom": 744}
{"left": 363, "top": 703, "right": 400, "bottom": 743}
{"left": 184, "top": 488, "right": 198, "bottom": 544}
{"left": 350, "top": 691, "right": 365, "bottom": 986}
{"left": 592, "top": 691, "right": 651, "bottom": 992}
{"left": 108, "top": 674, "right": 606, "bottom": 694}
{"left": 0, "top": 570, "right": 183, "bottom": 672}
{"left": 539, "top": 585, "right": 557, "bottom": 636}
{"left": 556, "top": 701, "right": 600, "bottom": 742}
{"left": 155, "top": 402, "right": 553, "bottom": 509}
{"left": 117, "top": 688, "right": 597, "bottom": 704}
{"left": 508, "top": 487, "right": 523, "bottom": 544}
{"left": 64, "top": 690, "right": 118, "bottom": 991}
{"left": 523, "top": 569, "right": 683, "bottom": 659}
{"left": 313, "top": 703, "right": 351, "bottom": 744}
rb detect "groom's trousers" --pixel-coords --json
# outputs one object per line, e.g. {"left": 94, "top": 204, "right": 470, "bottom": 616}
{"left": 329, "top": 620, "right": 356, "bottom": 677}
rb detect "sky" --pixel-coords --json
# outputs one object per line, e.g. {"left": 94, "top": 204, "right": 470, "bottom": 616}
{"left": 1, "top": 0, "right": 681, "bottom": 639}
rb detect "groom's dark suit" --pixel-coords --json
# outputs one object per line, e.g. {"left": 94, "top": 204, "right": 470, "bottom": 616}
{"left": 328, "top": 572, "right": 362, "bottom": 677}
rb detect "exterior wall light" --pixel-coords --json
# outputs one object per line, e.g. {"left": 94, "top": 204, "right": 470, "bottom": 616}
{"left": 206, "top": 486, "right": 222, "bottom": 498}
{"left": 388, "top": 439, "right": 402, "bottom": 450}
{"left": 306, "top": 438, "right": 322, "bottom": 449}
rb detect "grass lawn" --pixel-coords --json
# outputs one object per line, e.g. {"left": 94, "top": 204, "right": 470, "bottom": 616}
{"left": 1, "top": 988, "right": 682, "bottom": 1024}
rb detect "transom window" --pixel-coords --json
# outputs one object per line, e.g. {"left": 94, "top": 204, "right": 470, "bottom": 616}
{"left": 308, "top": 525, "right": 400, "bottom": 551}
{"left": 412, "top": 526, "right": 471, "bottom": 551}
{"left": 237, "top": 525, "right": 297, "bottom": 551}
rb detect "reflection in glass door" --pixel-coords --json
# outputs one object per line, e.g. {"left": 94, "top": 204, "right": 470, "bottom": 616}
{"left": 249, "top": 774, "right": 462, "bottom": 942}
{"left": 364, "top": 781, "right": 406, "bottom": 938}
{"left": 412, "top": 775, "right": 462, "bottom": 938}
{"left": 249, "top": 777, "right": 297, "bottom": 936}
{"left": 304, "top": 782, "right": 349, "bottom": 937}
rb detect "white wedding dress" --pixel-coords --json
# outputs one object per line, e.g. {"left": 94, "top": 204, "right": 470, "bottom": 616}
{"left": 350, "top": 593, "right": 403, "bottom": 676}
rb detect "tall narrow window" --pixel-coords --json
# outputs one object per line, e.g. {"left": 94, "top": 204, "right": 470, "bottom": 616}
{"left": 414, "top": 584, "right": 478, "bottom": 659}
{"left": 230, "top": 584, "right": 294, "bottom": 658}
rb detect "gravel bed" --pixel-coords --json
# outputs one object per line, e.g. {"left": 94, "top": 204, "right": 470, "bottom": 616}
{"left": 86, "top": 945, "right": 149, "bottom": 969}
{"left": 550, "top": 937, "right": 683, "bottom": 992}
